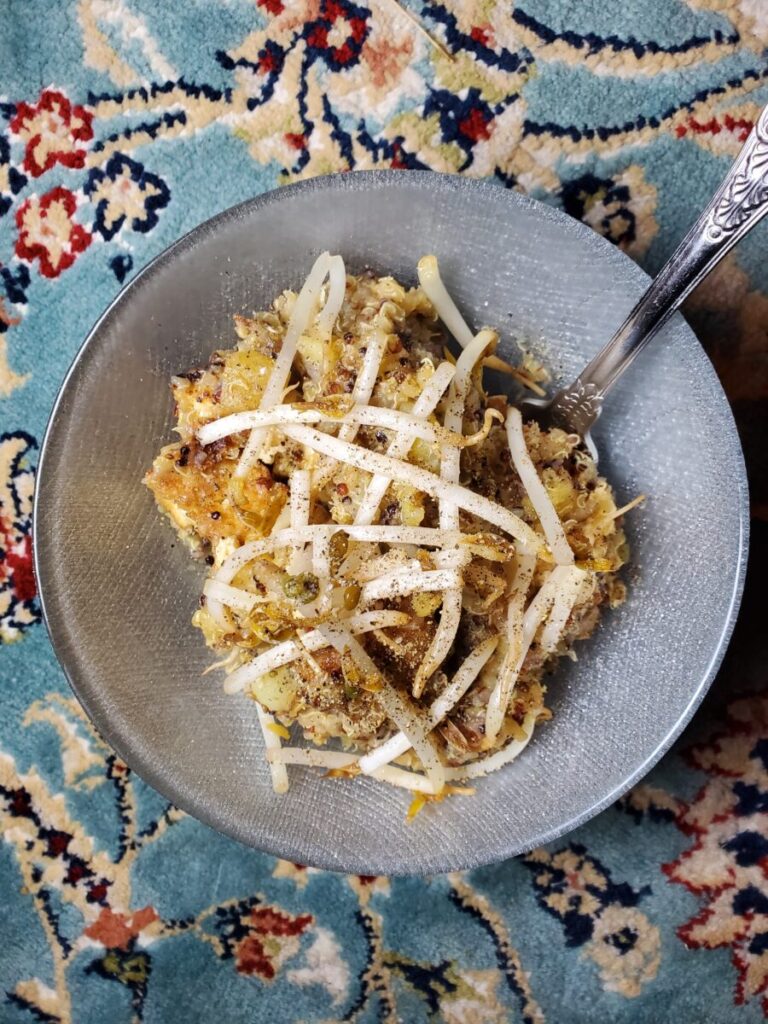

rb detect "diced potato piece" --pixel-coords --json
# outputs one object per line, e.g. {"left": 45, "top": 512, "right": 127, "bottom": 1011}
{"left": 250, "top": 666, "right": 298, "bottom": 713}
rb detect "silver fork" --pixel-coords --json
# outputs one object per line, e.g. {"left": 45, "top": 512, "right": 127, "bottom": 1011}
{"left": 521, "top": 102, "right": 768, "bottom": 457}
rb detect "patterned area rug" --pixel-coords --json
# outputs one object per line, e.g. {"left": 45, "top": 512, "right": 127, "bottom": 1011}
{"left": 1, "top": 2, "right": 767, "bottom": 1021}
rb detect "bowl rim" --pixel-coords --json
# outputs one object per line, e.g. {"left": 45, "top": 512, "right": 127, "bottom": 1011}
{"left": 34, "top": 169, "right": 750, "bottom": 874}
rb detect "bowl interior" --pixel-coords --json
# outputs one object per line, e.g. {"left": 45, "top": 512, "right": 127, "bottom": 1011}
{"left": 35, "top": 172, "right": 747, "bottom": 874}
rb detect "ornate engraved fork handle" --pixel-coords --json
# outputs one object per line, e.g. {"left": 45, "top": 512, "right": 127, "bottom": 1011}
{"left": 548, "top": 102, "right": 768, "bottom": 435}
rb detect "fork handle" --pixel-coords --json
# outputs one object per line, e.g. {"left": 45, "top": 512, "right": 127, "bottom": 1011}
{"left": 552, "top": 102, "right": 768, "bottom": 432}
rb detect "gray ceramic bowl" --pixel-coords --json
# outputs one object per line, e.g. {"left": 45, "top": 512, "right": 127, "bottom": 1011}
{"left": 34, "top": 171, "right": 748, "bottom": 875}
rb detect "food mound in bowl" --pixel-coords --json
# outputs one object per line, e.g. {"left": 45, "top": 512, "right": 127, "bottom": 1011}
{"left": 145, "top": 253, "right": 634, "bottom": 814}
